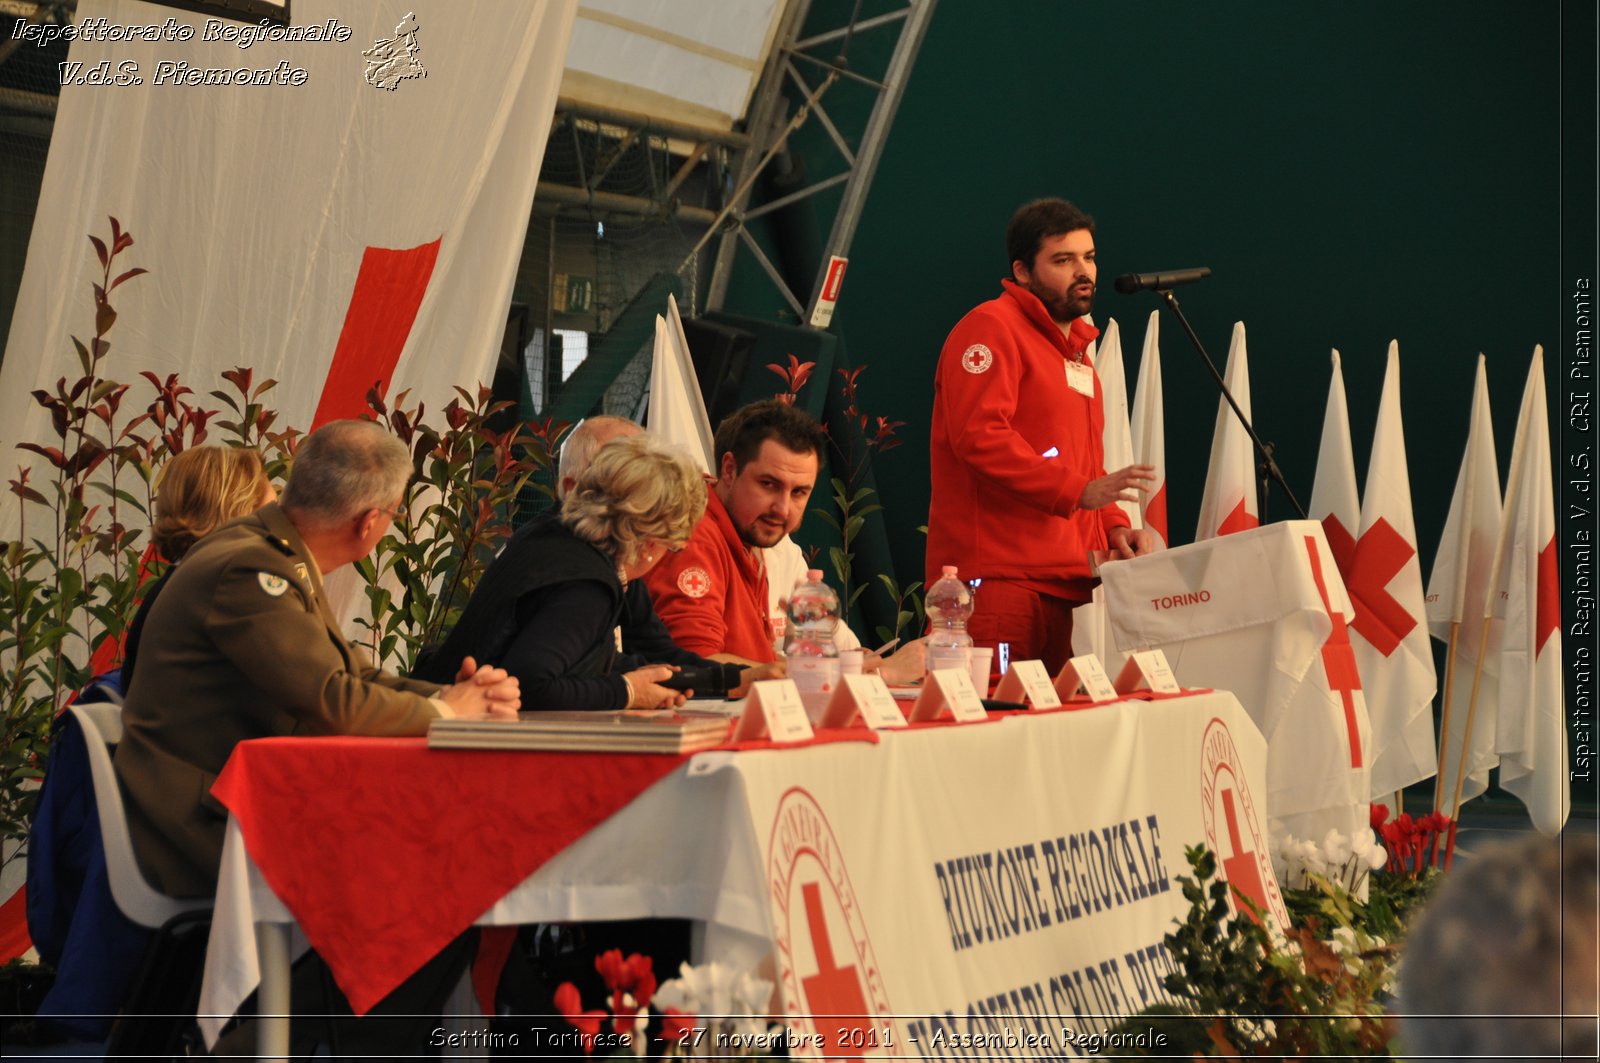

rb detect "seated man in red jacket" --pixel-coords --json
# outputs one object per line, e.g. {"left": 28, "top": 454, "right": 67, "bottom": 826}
{"left": 928, "top": 198, "right": 1156, "bottom": 672}
{"left": 645, "top": 398, "right": 827, "bottom": 666}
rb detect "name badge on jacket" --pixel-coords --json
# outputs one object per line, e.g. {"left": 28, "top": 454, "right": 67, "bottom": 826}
{"left": 1065, "top": 360, "right": 1095, "bottom": 397}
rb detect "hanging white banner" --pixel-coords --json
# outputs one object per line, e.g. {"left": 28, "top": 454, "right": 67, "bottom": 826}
{"left": 1, "top": 0, "right": 578, "bottom": 532}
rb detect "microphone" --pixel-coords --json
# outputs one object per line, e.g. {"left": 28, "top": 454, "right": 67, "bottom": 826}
{"left": 1113, "top": 267, "right": 1212, "bottom": 293}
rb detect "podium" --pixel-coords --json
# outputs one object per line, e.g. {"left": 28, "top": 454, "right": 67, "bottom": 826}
{"left": 1099, "top": 521, "right": 1371, "bottom": 844}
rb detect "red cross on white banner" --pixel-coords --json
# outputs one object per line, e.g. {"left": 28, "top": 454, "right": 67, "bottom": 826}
{"left": 1219, "top": 788, "right": 1270, "bottom": 924}
{"left": 311, "top": 238, "right": 443, "bottom": 429}
{"left": 1305, "top": 535, "right": 1364, "bottom": 769}
{"left": 800, "top": 881, "right": 873, "bottom": 1062}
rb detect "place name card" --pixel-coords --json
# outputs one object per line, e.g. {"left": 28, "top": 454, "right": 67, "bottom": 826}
{"left": 1113, "top": 649, "right": 1181, "bottom": 695}
{"left": 909, "top": 668, "right": 988, "bottom": 724}
{"left": 993, "top": 659, "right": 1062, "bottom": 709}
{"left": 820, "top": 673, "right": 908, "bottom": 730}
{"left": 1055, "top": 654, "right": 1119, "bottom": 702}
{"left": 733, "top": 679, "right": 815, "bottom": 743}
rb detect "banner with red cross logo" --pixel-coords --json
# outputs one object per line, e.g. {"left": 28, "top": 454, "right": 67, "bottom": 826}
{"left": 0, "top": 0, "right": 578, "bottom": 535}
{"left": 731, "top": 691, "right": 1280, "bottom": 1055}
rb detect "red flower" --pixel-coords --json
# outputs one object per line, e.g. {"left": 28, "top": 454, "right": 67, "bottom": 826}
{"left": 553, "top": 982, "right": 606, "bottom": 1054}
{"left": 1370, "top": 803, "right": 1390, "bottom": 831}
{"left": 594, "top": 949, "right": 657, "bottom": 1010}
{"left": 662, "top": 1007, "right": 699, "bottom": 1046}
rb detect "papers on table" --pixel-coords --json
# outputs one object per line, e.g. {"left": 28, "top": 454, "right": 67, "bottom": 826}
{"left": 428, "top": 708, "right": 735, "bottom": 754}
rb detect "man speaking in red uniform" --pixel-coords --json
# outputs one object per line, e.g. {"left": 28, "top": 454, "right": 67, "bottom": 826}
{"left": 928, "top": 198, "right": 1155, "bottom": 672}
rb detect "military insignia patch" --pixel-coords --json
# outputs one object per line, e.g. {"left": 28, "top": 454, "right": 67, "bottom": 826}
{"left": 258, "top": 572, "right": 289, "bottom": 597}
{"left": 961, "top": 343, "right": 994, "bottom": 374}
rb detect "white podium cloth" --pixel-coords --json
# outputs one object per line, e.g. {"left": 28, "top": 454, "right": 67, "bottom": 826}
{"left": 1100, "top": 521, "right": 1371, "bottom": 842}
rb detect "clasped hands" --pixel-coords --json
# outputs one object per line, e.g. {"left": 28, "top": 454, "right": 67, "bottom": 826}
{"left": 439, "top": 656, "right": 522, "bottom": 719}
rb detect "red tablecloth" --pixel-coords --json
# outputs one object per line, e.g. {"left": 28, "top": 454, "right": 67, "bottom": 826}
{"left": 210, "top": 728, "right": 881, "bottom": 1014}
{"left": 212, "top": 738, "right": 688, "bottom": 1014}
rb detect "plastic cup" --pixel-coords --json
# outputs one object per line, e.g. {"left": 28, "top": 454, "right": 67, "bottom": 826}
{"left": 969, "top": 647, "right": 993, "bottom": 696}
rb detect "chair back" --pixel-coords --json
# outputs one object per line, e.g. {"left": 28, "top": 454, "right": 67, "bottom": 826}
{"left": 65, "top": 703, "right": 211, "bottom": 928}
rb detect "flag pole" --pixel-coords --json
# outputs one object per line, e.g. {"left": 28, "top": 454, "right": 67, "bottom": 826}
{"left": 1433, "top": 620, "right": 1463, "bottom": 814}
{"left": 1447, "top": 622, "right": 1494, "bottom": 866}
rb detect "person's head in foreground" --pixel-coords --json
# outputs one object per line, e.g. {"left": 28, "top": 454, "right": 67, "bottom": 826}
{"left": 1397, "top": 832, "right": 1598, "bottom": 1062}
{"left": 561, "top": 433, "right": 707, "bottom": 582}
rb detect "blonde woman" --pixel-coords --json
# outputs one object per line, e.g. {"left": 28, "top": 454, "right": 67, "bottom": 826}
{"left": 418, "top": 433, "right": 707, "bottom": 710}
{"left": 121, "top": 445, "right": 274, "bottom": 689}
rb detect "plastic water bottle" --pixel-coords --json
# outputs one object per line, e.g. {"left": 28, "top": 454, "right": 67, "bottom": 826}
{"left": 784, "top": 569, "right": 841, "bottom": 722}
{"left": 925, "top": 565, "right": 974, "bottom": 679}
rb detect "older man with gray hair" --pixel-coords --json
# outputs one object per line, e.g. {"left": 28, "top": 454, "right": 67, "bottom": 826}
{"left": 116, "top": 418, "right": 520, "bottom": 900}
{"left": 114, "top": 419, "right": 520, "bottom": 1056}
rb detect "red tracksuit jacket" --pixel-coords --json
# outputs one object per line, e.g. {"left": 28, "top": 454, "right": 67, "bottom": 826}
{"left": 644, "top": 486, "right": 778, "bottom": 663}
{"left": 926, "top": 280, "right": 1129, "bottom": 598}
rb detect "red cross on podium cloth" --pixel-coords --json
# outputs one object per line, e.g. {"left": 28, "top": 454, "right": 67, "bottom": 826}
{"left": 1305, "top": 535, "right": 1364, "bottom": 769}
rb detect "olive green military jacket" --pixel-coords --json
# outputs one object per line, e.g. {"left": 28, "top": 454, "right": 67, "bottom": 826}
{"left": 113, "top": 502, "right": 441, "bottom": 898}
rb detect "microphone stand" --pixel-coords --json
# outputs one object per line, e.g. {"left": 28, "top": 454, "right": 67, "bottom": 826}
{"left": 1154, "top": 289, "right": 1307, "bottom": 520}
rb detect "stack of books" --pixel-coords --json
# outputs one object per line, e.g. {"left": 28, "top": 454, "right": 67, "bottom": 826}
{"left": 428, "top": 707, "right": 736, "bottom": 754}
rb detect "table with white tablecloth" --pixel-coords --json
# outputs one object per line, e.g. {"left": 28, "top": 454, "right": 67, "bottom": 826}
{"left": 200, "top": 690, "right": 1284, "bottom": 1060}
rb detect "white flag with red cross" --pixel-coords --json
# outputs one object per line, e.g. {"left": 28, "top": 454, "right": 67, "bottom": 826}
{"left": 1129, "top": 310, "right": 1168, "bottom": 550}
{"left": 1308, "top": 349, "right": 1361, "bottom": 564}
{"left": 1491, "top": 346, "right": 1567, "bottom": 834}
{"left": 1195, "top": 322, "right": 1259, "bottom": 541}
{"left": 1425, "top": 355, "right": 1503, "bottom": 807}
{"left": 1095, "top": 318, "right": 1141, "bottom": 528}
{"left": 0, "top": 0, "right": 579, "bottom": 532}
{"left": 1348, "top": 343, "right": 1437, "bottom": 797}
{"left": 1071, "top": 318, "right": 1135, "bottom": 669}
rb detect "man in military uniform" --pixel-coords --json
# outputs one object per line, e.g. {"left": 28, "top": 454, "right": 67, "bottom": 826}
{"left": 113, "top": 418, "right": 518, "bottom": 1052}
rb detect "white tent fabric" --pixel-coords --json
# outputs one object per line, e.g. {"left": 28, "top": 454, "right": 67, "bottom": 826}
{"left": 563, "top": 0, "right": 788, "bottom": 130}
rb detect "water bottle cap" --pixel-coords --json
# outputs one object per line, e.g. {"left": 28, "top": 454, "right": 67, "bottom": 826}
{"left": 806, "top": 568, "right": 823, "bottom": 582}
{"left": 941, "top": 565, "right": 958, "bottom": 577}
